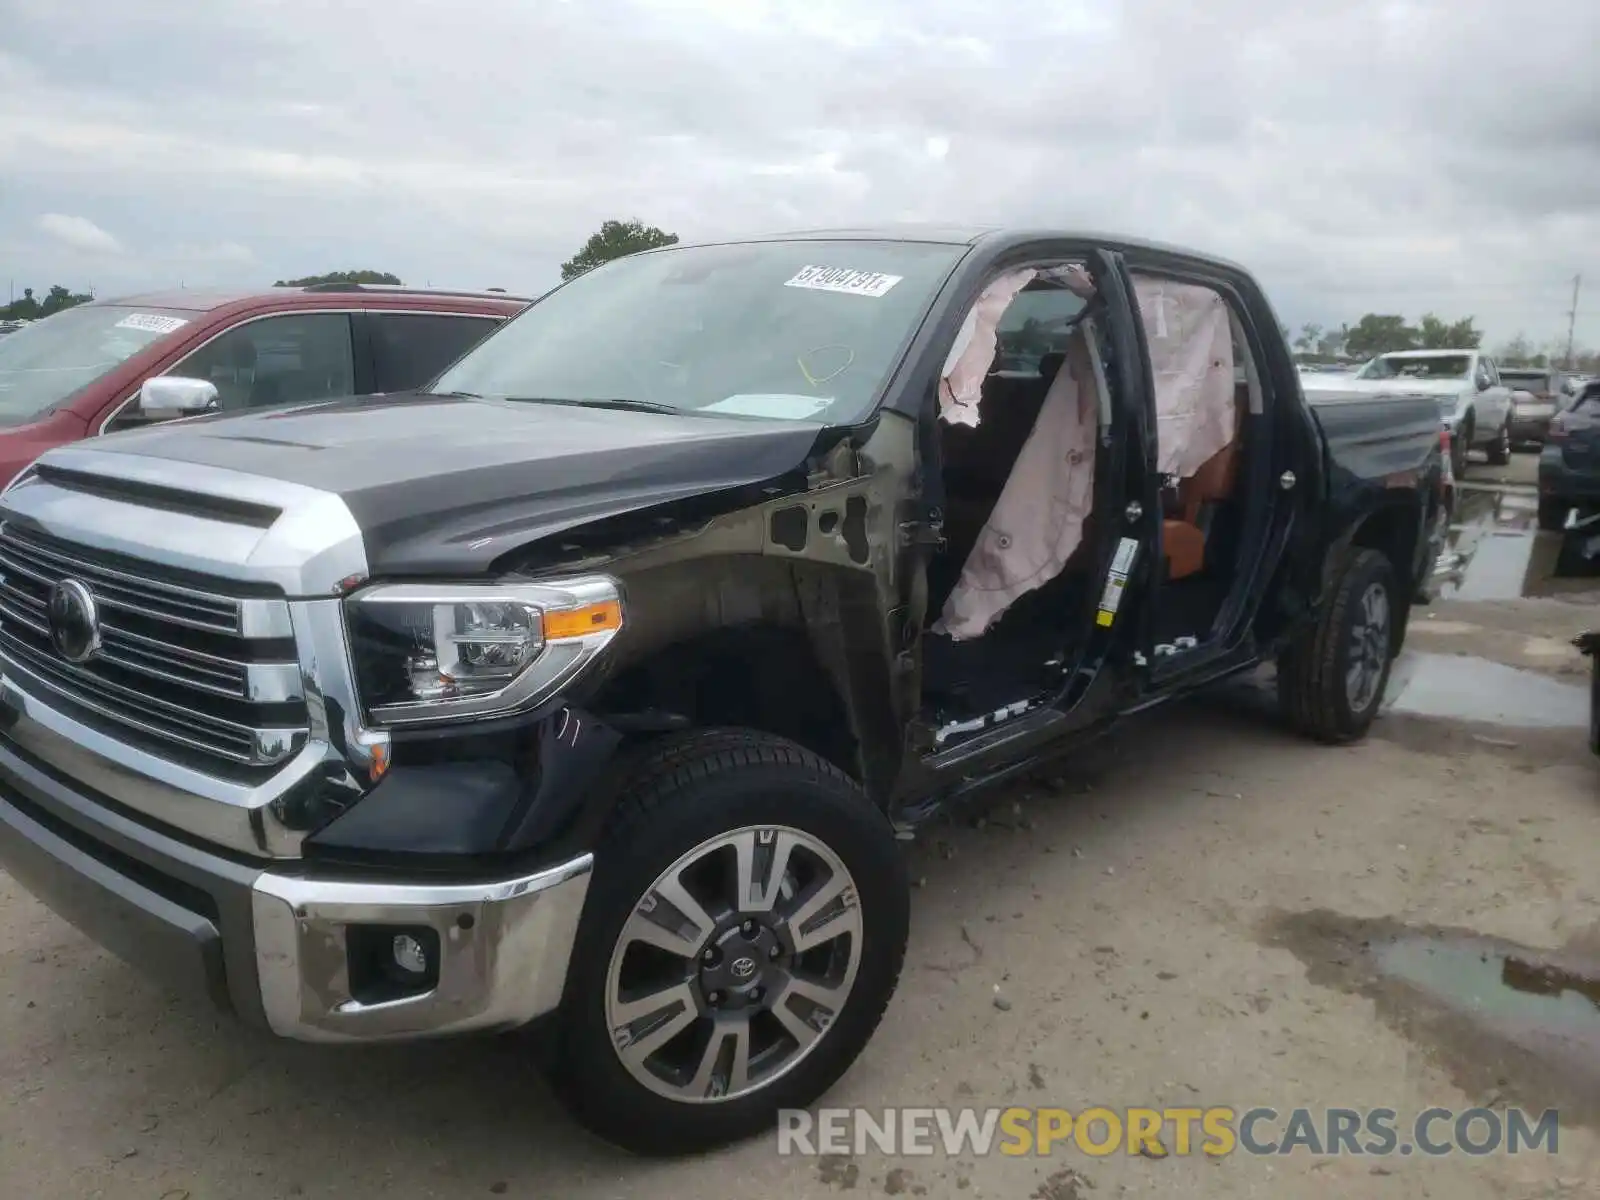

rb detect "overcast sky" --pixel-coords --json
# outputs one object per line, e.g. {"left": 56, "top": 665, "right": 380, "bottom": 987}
{"left": 3, "top": 0, "right": 1597, "bottom": 350}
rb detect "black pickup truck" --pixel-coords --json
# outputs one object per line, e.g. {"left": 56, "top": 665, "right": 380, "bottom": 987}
{"left": 0, "top": 228, "right": 1447, "bottom": 1155}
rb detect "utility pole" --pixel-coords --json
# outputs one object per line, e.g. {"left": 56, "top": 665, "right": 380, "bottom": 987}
{"left": 1565, "top": 273, "right": 1582, "bottom": 368}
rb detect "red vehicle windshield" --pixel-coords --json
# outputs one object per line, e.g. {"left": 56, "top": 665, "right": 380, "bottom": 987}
{"left": 0, "top": 305, "right": 199, "bottom": 427}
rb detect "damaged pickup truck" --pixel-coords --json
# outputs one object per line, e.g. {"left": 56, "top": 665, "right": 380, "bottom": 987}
{"left": 0, "top": 228, "right": 1448, "bottom": 1154}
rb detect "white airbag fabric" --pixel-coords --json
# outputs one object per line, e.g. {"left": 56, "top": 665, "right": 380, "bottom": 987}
{"left": 935, "top": 329, "right": 1098, "bottom": 641}
{"left": 938, "top": 268, "right": 1037, "bottom": 428}
{"left": 1130, "top": 275, "right": 1236, "bottom": 479}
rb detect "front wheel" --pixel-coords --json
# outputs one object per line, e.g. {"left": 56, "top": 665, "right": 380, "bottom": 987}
{"left": 1486, "top": 418, "right": 1512, "bottom": 466}
{"left": 1279, "top": 548, "right": 1398, "bottom": 744}
{"left": 550, "top": 729, "right": 909, "bottom": 1155}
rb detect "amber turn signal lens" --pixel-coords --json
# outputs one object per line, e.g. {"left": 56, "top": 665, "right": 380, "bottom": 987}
{"left": 543, "top": 599, "right": 623, "bottom": 641}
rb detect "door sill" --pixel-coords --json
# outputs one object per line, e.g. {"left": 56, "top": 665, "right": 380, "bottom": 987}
{"left": 1145, "top": 635, "right": 1259, "bottom": 688}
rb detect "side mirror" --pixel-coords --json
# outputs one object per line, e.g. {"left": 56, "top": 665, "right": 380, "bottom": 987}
{"left": 138, "top": 376, "right": 220, "bottom": 420}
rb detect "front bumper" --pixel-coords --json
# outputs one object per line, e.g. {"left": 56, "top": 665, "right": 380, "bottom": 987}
{"left": 0, "top": 710, "right": 592, "bottom": 1043}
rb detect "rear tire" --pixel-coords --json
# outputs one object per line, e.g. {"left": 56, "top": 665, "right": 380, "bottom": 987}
{"left": 1279, "top": 548, "right": 1398, "bottom": 744}
{"left": 1538, "top": 496, "right": 1567, "bottom": 532}
{"left": 1486, "top": 419, "right": 1512, "bottom": 466}
{"left": 550, "top": 729, "right": 909, "bottom": 1156}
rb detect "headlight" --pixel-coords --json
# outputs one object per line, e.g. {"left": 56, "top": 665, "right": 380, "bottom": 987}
{"left": 344, "top": 576, "right": 623, "bottom": 725}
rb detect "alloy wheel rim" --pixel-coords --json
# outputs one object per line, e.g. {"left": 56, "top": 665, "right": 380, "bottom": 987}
{"left": 604, "top": 824, "right": 863, "bottom": 1104}
{"left": 1345, "top": 581, "right": 1391, "bottom": 713}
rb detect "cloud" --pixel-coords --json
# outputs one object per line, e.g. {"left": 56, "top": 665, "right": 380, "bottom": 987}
{"left": 36, "top": 213, "right": 122, "bottom": 255}
{"left": 1, "top": 0, "right": 1597, "bottom": 349}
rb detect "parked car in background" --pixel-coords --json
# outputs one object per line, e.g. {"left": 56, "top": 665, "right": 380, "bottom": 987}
{"left": 1346, "top": 349, "right": 1514, "bottom": 475}
{"left": 0, "top": 320, "right": 26, "bottom": 339}
{"left": 0, "top": 284, "right": 528, "bottom": 488}
{"left": 1501, "top": 367, "right": 1568, "bottom": 445}
{"left": 1538, "top": 378, "right": 1600, "bottom": 529}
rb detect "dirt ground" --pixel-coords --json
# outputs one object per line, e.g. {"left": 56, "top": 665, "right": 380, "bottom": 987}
{"left": 3, "top": 451, "right": 1598, "bottom": 1199}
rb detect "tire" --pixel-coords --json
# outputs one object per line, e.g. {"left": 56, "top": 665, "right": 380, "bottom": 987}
{"left": 1538, "top": 495, "right": 1567, "bottom": 532}
{"left": 1486, "top": 418, "right": 1512, "bottom": 466}
{"left": 1278, "top": 548, "right": 1398, "bottom": 744}
{"left": 550, "top": 729, "right": 909, "bottom": 1156}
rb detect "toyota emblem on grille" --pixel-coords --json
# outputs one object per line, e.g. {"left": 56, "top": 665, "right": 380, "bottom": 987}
{"left": 47, "top": 578, "right": 102, "bottom": 664}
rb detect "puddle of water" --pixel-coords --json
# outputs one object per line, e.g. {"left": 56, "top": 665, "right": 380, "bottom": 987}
{"left": 1376, "top": 938, "right": 1600, "bottom": 1030}
{"left": 1383, "top": 651, "right": 1589, "bottom": 728}
{"left": 1264, "top": 910, "right": 1600, "bottom": 1128}
{"left": 1435, "top": 488, "right": 1541, "bottom": 601}
{"left": 1431, "top": 483, "right": 1600, "bottom": 599}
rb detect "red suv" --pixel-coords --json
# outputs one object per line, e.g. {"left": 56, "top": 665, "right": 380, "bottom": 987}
{"left": 0, "top": 284, "right": 529, "bottom": 487}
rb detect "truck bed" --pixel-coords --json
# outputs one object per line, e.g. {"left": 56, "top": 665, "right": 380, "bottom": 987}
{"left": 1305, "top": 388, "right": 1444, "bottom": 485}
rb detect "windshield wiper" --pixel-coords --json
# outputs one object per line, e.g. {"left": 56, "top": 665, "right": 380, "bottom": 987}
{"left": 503, "top": 396, "right": 683, "bottom": 415}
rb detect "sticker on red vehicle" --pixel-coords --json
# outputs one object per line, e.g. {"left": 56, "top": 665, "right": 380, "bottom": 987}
{"left": 115, "top": 313, "right": 189, "bottom": 335}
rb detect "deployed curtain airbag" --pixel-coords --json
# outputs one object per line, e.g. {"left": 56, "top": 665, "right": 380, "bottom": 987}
{"left": 938, "top": 268, "right": 1037, "bottom": 427}
{"left": 1130, "top": 275, "right": 1236, "bottom": 479}
{"left": 935, "top": 328, "right": 1099, "bottom": 641}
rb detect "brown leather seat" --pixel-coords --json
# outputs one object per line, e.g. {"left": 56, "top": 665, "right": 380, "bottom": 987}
{"left": 1162, "top": 383, "right": 1246, "bottom": 580}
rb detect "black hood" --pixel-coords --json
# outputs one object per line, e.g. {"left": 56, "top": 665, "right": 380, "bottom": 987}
{"left": 93, "top": 393, "right": 825, "bottom": 575}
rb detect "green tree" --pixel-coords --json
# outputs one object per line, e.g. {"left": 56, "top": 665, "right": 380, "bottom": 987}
{"left": 3, "top": 284, "right": 91, "bottom": 321}
{"left": 1497, "top": 333, "right": 1534, "bottom": 366}
{"left": 1293, "top": 322, "right": 1323, "bottom": 353}
{"left": 2, "top": 288, "right": 39, "bottom": 320}
{"left": 39, "top": 284, "right": 92, "bottom": 316}
{"left": 275, "top": 270, "right": 402, "bottom": 287}
{"left": 560, "top": 219, "right": 679, "bottom": 281}
{"left": 1344, "top": 314, "right": 1418, "bottom": 359}
{"left": 1416, "top": 313, "right": 1481, "bottom": 350}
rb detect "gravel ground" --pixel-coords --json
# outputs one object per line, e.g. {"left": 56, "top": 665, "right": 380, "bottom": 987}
{"left": 3, "top": 455, "right": 1598, "bottom": 1199}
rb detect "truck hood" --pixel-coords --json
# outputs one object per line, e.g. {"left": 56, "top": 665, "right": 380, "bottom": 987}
{"left": 74, "top": 392, "right": 826, "bottom": 575}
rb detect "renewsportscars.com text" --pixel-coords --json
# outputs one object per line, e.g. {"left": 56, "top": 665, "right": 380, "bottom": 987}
{"left": 777, "top": 1106, "right": 1560, "bottom": 1159}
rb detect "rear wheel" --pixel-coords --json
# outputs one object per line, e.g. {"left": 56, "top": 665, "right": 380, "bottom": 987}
{"left": 1279, "top": 548, "right": 1398, "bottom": 744}
{"left": 551, "top": 729, "right": 909, "bottom": 1156}
{"left": 1538, "top": 495, "right": 1568, "bottom": 532}
{"left": 1486, "top": 418, "right": 1512, "bottom": 466}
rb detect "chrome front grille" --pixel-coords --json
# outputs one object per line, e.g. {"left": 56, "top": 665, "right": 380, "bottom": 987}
{"left": 0, "top": 525, "right": 308, "bottom": 770}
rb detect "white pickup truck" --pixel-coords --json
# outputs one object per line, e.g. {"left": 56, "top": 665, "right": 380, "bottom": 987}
{"left": 1330, "top": 350, "right": 1514, "bottom": 476}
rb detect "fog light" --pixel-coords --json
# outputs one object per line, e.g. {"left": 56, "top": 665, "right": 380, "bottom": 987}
{"left": 346, "top": 924, "right": 440, "bottom": 1004}
{"left": 392, "top": 932, "right": 429, "bottom": 976}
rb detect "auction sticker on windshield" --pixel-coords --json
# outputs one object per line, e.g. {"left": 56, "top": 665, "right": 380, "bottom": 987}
{"left": 115, "top": 313, "right": 189, "bottom": 335}
{"left": 785, "top": 266, "right": 903, "bottom": 298}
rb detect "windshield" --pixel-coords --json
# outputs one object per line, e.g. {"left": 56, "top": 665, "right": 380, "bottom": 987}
{"left": 0, "top": 305, "right": 197, "bottom": 426}
{"left": 1356, "top": 353, "right": 1473, "bottom": 381}
{"left": 432, "top": 239, "right": 966, "bottom": 424}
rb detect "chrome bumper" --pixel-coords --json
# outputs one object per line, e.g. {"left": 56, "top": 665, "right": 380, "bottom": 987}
{"left": 252, "top": 854, "right": 592, "bottom": 1042}
{"left": 0, "top": 687, "right": 593, "bottom": 1043}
